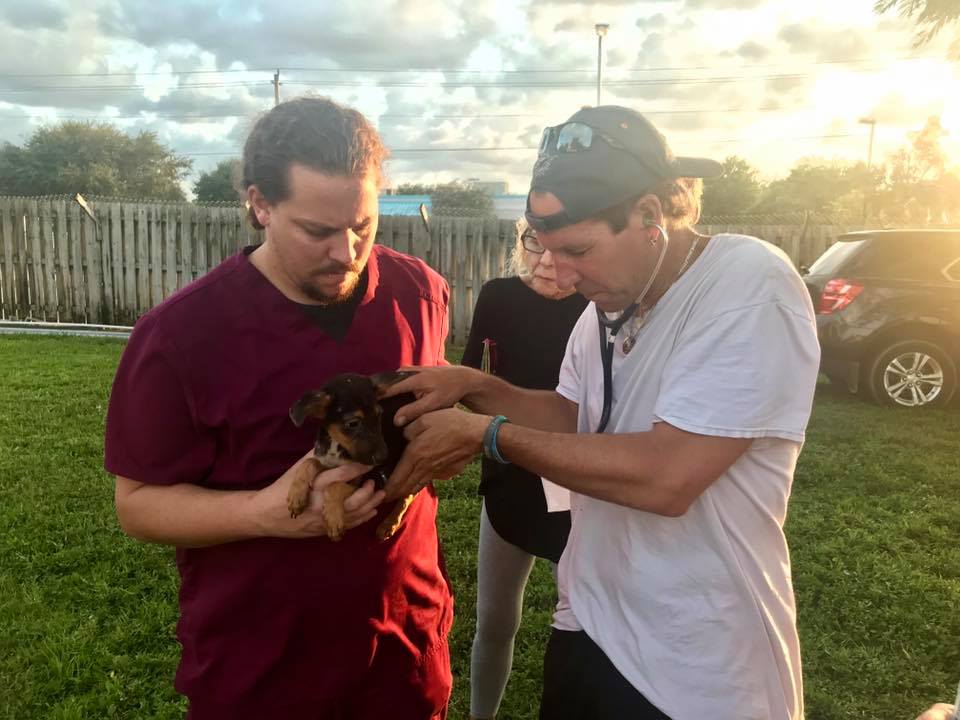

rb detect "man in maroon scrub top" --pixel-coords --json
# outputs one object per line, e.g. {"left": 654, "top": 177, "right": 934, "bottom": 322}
{"left": 104, "top": 97, "right": 454, "bottom": 719}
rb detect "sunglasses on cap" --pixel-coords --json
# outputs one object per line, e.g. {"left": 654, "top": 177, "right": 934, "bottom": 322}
{"left": 538, "top": 122, "right": 629, "bottom": 157}
{"left": 526, "top": 122, "right": 657, "bottom": 233}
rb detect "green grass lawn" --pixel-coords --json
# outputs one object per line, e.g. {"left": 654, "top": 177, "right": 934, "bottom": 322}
{"left": 1, "top": 335, "right": 958, "bottom": 720}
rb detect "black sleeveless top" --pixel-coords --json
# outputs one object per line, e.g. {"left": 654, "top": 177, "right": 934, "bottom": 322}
{"left": 462, "top": 276, "right": 588, "bottom": 563}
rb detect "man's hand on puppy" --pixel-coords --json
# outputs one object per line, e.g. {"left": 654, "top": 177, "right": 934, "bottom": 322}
{"left": 384, "top": 408, "right": 489, "bottom": 501}
{"left": 381, "top": 365, "right": 484, "bottom": 426}
{"left": 248, "top": 450, "right": 384, "bottom": 538}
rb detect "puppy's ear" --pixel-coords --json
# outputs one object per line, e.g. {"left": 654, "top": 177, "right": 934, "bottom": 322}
{"left": 370, "top": 370, "right": 417, "bottom": 398}
{"left": 289, "top": 391, "right": 330, "bottom": 427}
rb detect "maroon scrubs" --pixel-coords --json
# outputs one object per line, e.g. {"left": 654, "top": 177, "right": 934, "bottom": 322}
{"left": 105, "top": 245, "right": 453, "bottom": 719}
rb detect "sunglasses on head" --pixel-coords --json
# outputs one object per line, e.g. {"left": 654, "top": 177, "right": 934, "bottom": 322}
{"left": 527, "top": 122, "right": 657, "bottom": 233}
{"left": 538, "top": 122, "right": 628, "bottom": 157}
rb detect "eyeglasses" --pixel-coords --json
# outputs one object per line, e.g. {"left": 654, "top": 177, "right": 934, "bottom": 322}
{"left": 538, "top": 122, "right": 629, "bottom": 158}
{"left": 521, "top": 228, "right": 545, "bottom": 255}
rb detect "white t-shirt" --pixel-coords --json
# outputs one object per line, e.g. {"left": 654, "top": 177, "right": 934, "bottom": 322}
{"left": 554, "top": 234, "right": 820, "bottom": 720}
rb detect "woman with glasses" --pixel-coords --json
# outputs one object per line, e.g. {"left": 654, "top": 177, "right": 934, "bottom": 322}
{"left": 461, "top": 219, "right": 587, "bottom": 720}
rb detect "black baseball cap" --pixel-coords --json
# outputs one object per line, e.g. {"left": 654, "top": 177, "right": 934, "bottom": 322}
{"left": 527, "top": 105, "right": 723, "bottom": 231}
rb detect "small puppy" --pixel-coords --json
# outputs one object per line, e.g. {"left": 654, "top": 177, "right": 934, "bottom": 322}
{"left": 288, "top": 371, "right": 417, "bottom": 541}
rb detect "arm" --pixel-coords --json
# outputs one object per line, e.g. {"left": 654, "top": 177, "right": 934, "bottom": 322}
{"left": 115, "top": 453, "right": 384, "bottom": 548}
{"left": 386, "top": 365, "right": 578, "bottom": 433}
{"left": 494, "top": 420, "right": 750, "bottom": 516}
{"left": 388, "top": 281, "right": 581, "bottom": 431}
{"left": 462, "top": 372, "right": 578, "bottom": 433}
{"left": 386, "top": 408, "right": 749, "bottom": 515}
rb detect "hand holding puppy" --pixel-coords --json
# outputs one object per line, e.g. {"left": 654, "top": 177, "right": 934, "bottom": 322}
{"left": 249, "top": 450, "right": 382, "bottom": 539}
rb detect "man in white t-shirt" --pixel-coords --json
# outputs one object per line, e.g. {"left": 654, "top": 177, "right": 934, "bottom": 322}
{"left": 382, "top": 106, "right": 820, "bottom": 720}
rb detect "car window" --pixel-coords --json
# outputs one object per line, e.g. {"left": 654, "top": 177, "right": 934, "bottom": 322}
{"left": 807, "top": 239, "right": 865, "bottom": 276}
{"left": 851, "top": 236, "right": 960, "bottom": 281}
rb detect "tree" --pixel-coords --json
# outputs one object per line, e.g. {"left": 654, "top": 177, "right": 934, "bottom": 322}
{"left": 394, "top": 183, "right": 431, "bottom": 195}
{"left": 194, "top": 159, "right": 241, "bottom": 202}
{"left": 875, "top": 0, "right": 960, "bottom": 55}
{"left": 700, "top": 156, "right": 763, "bottom": 216}
{"left": 395, "top": 181, "right": 494, "bottom": 217}
{"left": 877, "top": 116, "right": 960, "bottom": 223}
{"left": 0, "top": 121, "right": 191, "bottom": 200}
{"left": 753, "top": 159, "right": 882, "bottom": 215}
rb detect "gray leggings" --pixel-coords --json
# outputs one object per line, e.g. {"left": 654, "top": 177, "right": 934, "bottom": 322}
{"left": 470, "top": 501, "right": 556, "bottom": 719}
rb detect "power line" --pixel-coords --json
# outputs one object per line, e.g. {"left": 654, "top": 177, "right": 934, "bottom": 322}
{"left": 0, "top": 105, "right": 829, "bottom": 122}
{"left": 708, "top": 132, "right": 859, "bottom": 144}
{"left": 0, "top": 68, "right": 277, "bottom": 79}
{"left": 282, "top": 54, "right": 935, "bottom": 73}
{"left": 178, "top": 133, "right": 863, "bottom": 158}
{"left": 0, "top": 69, "right": 877, "bottom": 94}
{"left": 0, "top": 56, "right": 943, "bottom": 95}
{"left": 254, "top": 68, "right": 878, "bottom": 89}
{"left": 0, "top": 81, "right": 271, "bottom": 94}
{"left": 0, "top": 54, "right": 936, "bottom": 79}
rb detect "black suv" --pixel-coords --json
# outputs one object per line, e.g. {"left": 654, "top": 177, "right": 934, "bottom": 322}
{"left": 804, "top": 229, "right": 960, "bottom": 408}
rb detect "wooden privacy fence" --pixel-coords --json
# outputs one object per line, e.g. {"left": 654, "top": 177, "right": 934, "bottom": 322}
{"left": 0, "top": 196, "right": 862, "bottom": 344}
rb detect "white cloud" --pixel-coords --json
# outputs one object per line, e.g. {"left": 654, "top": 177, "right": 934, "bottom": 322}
{"left": 0, "top": 0, "right": 958, "bottom": 193}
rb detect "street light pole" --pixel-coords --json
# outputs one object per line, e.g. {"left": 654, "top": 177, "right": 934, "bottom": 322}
{"left": 858, "top": 117, "right": 877, "bottom": 221}
{"left": 859, "top": 116, "right": 876, "bottom": 169}
{"left": 595, "top": 24, "right": 609, "bottom": 106}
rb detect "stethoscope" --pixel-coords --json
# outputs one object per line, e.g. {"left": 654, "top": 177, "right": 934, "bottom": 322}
{"left": 594, "top": 222, "right": 670, "bottom": 433}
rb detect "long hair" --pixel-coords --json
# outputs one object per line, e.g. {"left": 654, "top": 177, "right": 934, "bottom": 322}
{"left": 509, "top": 217, "right": 531, "bottom": 277}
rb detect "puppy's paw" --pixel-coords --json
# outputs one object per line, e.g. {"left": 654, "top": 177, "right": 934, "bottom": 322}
{"left": 327, "top": 523, "right": 345, "bottom": 542}
{"left": 322, "top": 483, "right": 351, "bottom": 542}
{"left": 287, "top": 458, "right": 318, "bottom": 519}
{"left": 325, "top": 512, "right": 345, "bottom": 542}
{"left": 287, "top": 487, "right": 310, "bottom": 518}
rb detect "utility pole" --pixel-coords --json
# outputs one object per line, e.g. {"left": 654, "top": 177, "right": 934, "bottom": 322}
{"left": 861, "top": 117, "right": 876, "bottom": 170}
{"left": 273, "top": 69, "right": 281, "bottom": 106}
{"left": 858, "top": 117, "right": 877, "bottom": 221}
{"left": 595, "top": 24, "right": 609, "bottom": 106}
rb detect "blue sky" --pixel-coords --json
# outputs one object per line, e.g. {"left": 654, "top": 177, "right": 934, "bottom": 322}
{"left": 1, "top": 0, "right": 958, "bottom": 197}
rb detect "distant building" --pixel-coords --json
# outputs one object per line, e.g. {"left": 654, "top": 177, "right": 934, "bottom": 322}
{"left": 492, "top": 194, "right": 525, "bottom": 221}
{"left": 379, "top": 194, "right": 526, "bottom": 220}
{"left": 378, "top": 194, "right": 431, "bottom": 216}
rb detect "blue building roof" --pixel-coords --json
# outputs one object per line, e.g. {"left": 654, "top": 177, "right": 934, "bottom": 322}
{"left": 378, "top": 195, "right": 431, "bottom": 216}
{"left": 379, "top": 193, "right": 527, "bottom": 219}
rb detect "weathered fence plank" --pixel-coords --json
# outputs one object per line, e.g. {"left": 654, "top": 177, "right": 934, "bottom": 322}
{"left": 180, "top": 204, "right": 193, "bottom": 288}
{"left": 38, "top": 200, "right": 58, "bottom": 320}
{"left": 109, "top": 202, "right": 125, "bottom": 323}
{"left": 0, "top": 199, "right": 16, "bottom": 318}
{"left": 67, "top": 201, "right": 86, "bottom": 321}
{"left": 53, "top": 198, "right": 71, "bottom": 321}
{"left": 83, "top": 204, "right": 103, "bottom": 324}
{"left": 162, "top": 205, "right": 176, "bottom": 298}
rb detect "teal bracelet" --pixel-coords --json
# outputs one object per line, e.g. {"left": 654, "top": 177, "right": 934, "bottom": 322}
{"left": 482, "top": 415, "right": 511, "bottom": 465}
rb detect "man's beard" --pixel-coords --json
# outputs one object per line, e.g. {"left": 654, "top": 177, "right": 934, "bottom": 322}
{"left": 299, "top": 264, "right": 362, "bottom": 305}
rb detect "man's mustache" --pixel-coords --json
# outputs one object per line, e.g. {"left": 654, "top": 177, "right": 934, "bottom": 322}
{"left": 316, "top": 262, "right": 361, "bottom": 275}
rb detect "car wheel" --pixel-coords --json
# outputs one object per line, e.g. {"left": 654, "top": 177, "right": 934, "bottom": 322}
{"left": 867, "top": 340, "right": 957, "bottom": 408}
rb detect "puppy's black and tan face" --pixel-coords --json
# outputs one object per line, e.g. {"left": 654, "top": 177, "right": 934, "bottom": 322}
{"left": 290, "top": 372, "right": 413, "bottom": 468}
